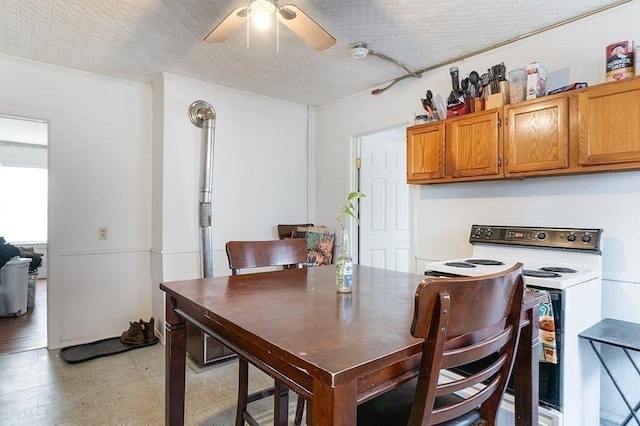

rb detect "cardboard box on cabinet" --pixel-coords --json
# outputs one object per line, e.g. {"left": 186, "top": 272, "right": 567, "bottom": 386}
{"left": 526, "top": 62, "right": 547, "bottom": 100}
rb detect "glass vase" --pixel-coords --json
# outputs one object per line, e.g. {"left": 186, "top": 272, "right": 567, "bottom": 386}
{"left": 336, "top": 228, "right": 353, "bottom": 293}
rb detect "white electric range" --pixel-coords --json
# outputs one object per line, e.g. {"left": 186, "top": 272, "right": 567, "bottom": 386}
{"left": 424, "top": 225, "right": 603, "bottom": 426}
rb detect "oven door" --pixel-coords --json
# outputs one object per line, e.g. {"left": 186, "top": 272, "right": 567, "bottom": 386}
{"left": 531, "top": 286, "right": 563, "bottom": 410}
{"left": 449, "top": 287, "right": 563, "bottom": 411}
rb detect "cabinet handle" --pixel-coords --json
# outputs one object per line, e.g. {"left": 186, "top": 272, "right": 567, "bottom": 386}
{"left": 498, "top": 158, "right": 502, "bottom": 167}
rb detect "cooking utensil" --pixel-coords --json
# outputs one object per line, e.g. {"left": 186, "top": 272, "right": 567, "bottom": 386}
{"left": 447, "top": 66, "right": 468, "bottom": 117}
{"left": 498, "top": 62, "right": 506, "bottom": 81}
{"left": 491, "top": 64, "right": 501, "bottom": 93}
{"left": 480, "top": 72, "right": 490, "bottom": 97}
{"left": 461, "top": 77, "right": 469, "bottom": 98}
{"left": 421, "top": 90, "right": 437, "bottom": 119}
{"left": 468, "top": 71, "right": 480, "bottom": 98}
{"left": 447, "top": 67, "right": 464, "bottom": 108}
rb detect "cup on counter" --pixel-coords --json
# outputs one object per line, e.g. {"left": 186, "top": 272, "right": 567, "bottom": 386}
{"left": 508, "top": 68, "right": 527, "bottom": 104}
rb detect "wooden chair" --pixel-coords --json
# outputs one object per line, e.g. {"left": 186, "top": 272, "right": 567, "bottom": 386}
{"left": 225, "top": 239, "right": 307, "bottom": 426}
{"left": 356, "top": 263, "right": 525, "bottom": 426}
{"left": 226, "top": 239, "right": 307, "bottom": 275}
{"left": 277, "top": 223, "right": 314, "bottom": 240}
{"left": 276, "top": 223, "right": 331, "bottom": 424}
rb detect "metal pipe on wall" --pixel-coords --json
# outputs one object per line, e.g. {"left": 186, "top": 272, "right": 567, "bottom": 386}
{"left": 189, "top": 100, "right": 216, "bottom": 278}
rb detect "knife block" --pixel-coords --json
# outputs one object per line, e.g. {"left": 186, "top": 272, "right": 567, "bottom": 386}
{"left": 485, "top": 81, "right": 510, "bottom": 110}
{"left": 486, "top": 92, "right": 506, "bottom": 110}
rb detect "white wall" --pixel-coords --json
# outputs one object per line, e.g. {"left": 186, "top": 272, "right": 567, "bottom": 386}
{"left": 313, "top": 2, "right": 640, "bottom": 422}
{"left": 0, "top": 55, "right": 153, "bottom": 347}
{"left": 0, "top": 55, "right": 311, "bottom": 349}
{"left": 151, "top": 74, "right": 311, "bottom": 334}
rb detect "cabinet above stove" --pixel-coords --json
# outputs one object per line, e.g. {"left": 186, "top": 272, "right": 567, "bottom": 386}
{"left": 406, "top": 76, "right": 640, "bottom": 184}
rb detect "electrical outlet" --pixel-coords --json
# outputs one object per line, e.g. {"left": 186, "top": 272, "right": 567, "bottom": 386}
{"left": 98, "top": 227, "right": 108, "bottom": 240}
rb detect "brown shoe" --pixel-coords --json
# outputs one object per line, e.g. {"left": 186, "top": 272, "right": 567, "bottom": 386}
{"left": 121, "top": 321, "right": 145, "bottom": 345}
{"left": 140, "top": 317, "right": 158, "bottom": 344}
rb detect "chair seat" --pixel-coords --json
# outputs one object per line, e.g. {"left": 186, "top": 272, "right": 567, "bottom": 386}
{"left": 357, "top": 379, "right": 483, "bottom": 426}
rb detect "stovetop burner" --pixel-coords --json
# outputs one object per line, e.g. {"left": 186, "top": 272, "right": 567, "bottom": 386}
{"left": 540, "top": 266, "right": 577, "bottom": 274}
{"left": 423, "top": 225, "right": 603, "bottom": 290}
{"left": 444, "top": 262, "right": 476, "bottom": 268}
{"left": 523, "top": 269, "right": 562, "bottom": 278}
{"left": 465, "top": 259, "right": 505, "bottom": 266}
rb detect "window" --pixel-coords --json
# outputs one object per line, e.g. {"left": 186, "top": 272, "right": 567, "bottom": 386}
{"left": 0, "top": 166, "right": 48, "bottom": 243}
{"left": 0, "top": 115, "right": 48, "bottom": 243}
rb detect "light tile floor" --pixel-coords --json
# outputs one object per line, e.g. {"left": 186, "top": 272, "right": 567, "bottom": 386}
{"left": 0, "top": 344, "right": 302, "bottom": 425}
{"left": 1, "top": 344, "right": 620, "bottom": 425}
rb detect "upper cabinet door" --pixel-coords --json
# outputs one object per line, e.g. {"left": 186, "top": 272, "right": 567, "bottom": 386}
{"left": 503, "top": 96, "right": 571, "bottom": 177}
{"left": 446, "top": 110, "right": 501, "bottom": 179}
{"left": 579, "top": 78, "right": 640, "bottom": 166}
{"left": 406, "top": 122, "right": 445, "bottom": 183}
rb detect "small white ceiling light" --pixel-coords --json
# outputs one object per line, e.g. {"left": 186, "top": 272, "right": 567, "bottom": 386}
{"left": 351, "top": 42, "right": 369, "bottom": 59}
{"left": 250, "top": 0, "right": 276, "bottom": 31}
{"left": 350, "top": 41, "right": 422, "bottom": 95}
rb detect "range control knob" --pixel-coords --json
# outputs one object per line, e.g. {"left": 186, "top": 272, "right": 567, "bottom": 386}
{"left": 567, "top": 233, "right": 577, "bottom": 242}
{"left": 582, "top": 234, "right": 592, "bottom": 243}
{"left": 537, "top": 232, "right": 547, "bottom": 240}
{"left": 485, "top": 230, "right": 493, "bottom": 238}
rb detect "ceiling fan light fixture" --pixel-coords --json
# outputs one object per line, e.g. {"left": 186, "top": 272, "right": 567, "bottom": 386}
{"left": 252, "top": 11, "right": 273, "bottom": 30}
{"left": 250, "top": 0, "right": 276, "bottom": 30}
{"left": 351, "top": 42, "right": 369, "bottom": 59}
{"left": 204, "top": 1, "right": 335, "bottom": 51}
{"left": 250, "top": 0, "right": 276, "bottom": 15}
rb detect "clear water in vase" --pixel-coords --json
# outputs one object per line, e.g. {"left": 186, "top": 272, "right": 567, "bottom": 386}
{"left": 336, "top": 228, "right": 353, "bottom": 293}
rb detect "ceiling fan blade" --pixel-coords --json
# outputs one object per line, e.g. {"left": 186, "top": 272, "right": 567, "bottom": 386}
{"left": 203, "top": 7, "right": 249, "bottom": 43}
{"left": 276, "top": 5, "right": 335, "bottom": 51}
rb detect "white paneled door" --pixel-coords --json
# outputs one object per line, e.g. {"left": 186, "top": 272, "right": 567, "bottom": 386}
{"left": 357, "top": 127, "right": 410, "bottom": 272}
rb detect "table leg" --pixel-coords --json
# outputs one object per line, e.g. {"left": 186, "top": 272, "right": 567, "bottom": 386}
{"left": 165, "top": 296, "right": 187, "bottom": 426}
{"left": 312, "top": 379, "right": 357, "bottom": 426}
{"left": 273, "top": 381, "right": 290, "bottom": 426}
{"left": 512, "top": 308, "right": 540, "bottom": 426}
{"left": 588, "top": 342, "right": 640, "bottom": 426}
{"left": 621, "top": 349, "right": 640, "bottom": 426}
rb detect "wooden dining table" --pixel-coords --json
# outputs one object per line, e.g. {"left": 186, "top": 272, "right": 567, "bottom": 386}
{"left": 161, "top": 264, "right": 546, "bottom": 426}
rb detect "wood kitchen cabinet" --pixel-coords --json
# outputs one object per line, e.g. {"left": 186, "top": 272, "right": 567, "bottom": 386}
{"left": 578, "top": 77, "right": 640, "bottom": 170}
{"left": 406, "top": 121, "right": 445, "bottom": 182}
{"left": 406, "top": 110, "right": 502, "bottom": 183}
{"left": 407, "top": 76, "right": 640, "bottom": 184}
{"left": 446, "top": 109, "right": 502, "bottom": 181}
{"left": 407, "top": 92, "right": 575, "bottom": 183}
{"left": 503, "top": 94, "right": 577, "bottom": 177}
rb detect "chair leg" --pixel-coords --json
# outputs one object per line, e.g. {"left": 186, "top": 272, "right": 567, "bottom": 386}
{"left": 237, "top": 357, "right": 291, "bottom": 426}
{"left": 294, "top": 396, "right": 305, "bottom": 425}
{"left": 236, "top": 357, "right": 250, "bottom": 426}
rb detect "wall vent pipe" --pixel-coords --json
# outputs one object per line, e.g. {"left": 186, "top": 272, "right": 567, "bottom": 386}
{"left": 189, "top": 100, "right": 216, "bottom": 278}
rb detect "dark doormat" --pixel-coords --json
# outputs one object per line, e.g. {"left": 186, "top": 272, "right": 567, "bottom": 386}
{"left": 59, "top": 336, "right": 159, "bottom": 364}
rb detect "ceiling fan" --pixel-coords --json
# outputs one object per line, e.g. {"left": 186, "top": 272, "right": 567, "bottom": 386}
{"left": 203, "top": 0, "right": 336, "bottom": 51}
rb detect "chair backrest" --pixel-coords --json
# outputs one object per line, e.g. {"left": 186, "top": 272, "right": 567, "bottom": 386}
{"left": 225, "top": 239, "right": 308, "bottom": 275}
{"left": 408, "top": 263, "right": 525, "bottom": 425}
{"left": 277, "top": 223, "right": 314, "bottom": 240}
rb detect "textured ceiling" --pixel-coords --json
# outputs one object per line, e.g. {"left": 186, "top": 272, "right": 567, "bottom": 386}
{"left": 0, "top": 0, "right": 632, "bottom": 106}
